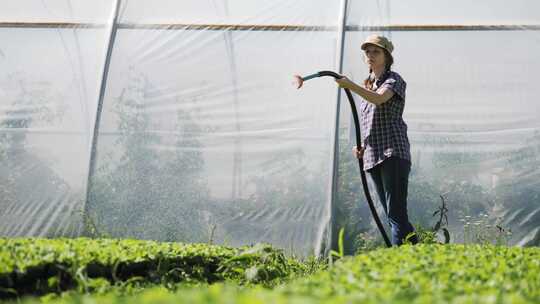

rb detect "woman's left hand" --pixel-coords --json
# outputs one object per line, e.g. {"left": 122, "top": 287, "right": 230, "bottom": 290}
{"left": 335, "top": 76, "right": 354, "bottom": 89}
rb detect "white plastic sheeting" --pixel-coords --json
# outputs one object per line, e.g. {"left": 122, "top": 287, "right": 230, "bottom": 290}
{"left": 1, "top": 0, "right": 539, "bottom": 255}
{"left": 0, "top": 0, "right": 113, "bottom": 236}
{"left": 85, "top": 1, "right": 341, "bottom": 255}
{"left": 338, "top": 0, "right": 540, "bottom": 249}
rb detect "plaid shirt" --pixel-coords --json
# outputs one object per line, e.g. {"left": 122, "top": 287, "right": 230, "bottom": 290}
{"left": 358, "top": 70, "right": 411, "bottom": 171}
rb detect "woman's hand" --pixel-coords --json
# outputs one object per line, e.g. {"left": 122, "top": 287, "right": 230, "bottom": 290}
{"left": 352, "top": 145, "right": 365, "bottom": 159}
{"left": 335, "top": 76, "right": 355, "bottom": 89}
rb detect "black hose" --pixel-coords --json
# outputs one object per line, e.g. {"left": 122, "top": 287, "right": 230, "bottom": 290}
{"left": 304, "top": 70, "right": 392, "bottom": 248}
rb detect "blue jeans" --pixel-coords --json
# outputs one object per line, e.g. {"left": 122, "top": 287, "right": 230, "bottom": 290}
{"left": 366, "top": 157, "right": 418, "bottom": 246}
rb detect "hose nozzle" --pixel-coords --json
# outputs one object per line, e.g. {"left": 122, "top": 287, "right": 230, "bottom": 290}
{"left": 293, "top": 71, "right": 343, "bottom": 89}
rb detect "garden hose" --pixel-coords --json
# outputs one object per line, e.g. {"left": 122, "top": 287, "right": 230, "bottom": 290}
{"left": 297, "top": 70, "right": 392, "bottom": 248}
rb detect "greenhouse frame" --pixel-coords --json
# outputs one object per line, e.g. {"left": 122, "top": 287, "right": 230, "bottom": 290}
{"left": 1, "top": 0, "right": 539, "bottom": 256}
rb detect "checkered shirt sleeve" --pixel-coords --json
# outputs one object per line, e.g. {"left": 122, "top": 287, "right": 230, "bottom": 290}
{"left": 380, "top": 74, "right": 406, "bottom": 101}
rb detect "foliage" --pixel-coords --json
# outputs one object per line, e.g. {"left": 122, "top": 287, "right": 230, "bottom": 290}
{"left": 353, "top": 232, "right": 385, "bottom": 254}
{"left": 86, "top": 70, "right": 213, "bottom": 242}
{"left": 334, "top": 127, "right": 373, "bottom": 255}
{"left": 408, "top": 164, "right": 493, "bottom": 229}
{"left": 280, "top": 244, "right": 540, "bottom": 303}
{"left": 461, "top": 213, "right": 513, "bottom": 246}
{"left": 11, "top": 243, "right": 540, "bottom": 304}
{"left": 0, "top": 73, "right": 71, "bottom": 237}
{"left": 0, "top": 238, "right": 309, "bottom": 299}
{"left": 422, "top": 194, "right": 451, "bottom": 244}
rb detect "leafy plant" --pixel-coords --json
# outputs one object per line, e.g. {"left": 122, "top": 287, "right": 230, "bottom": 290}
{"left": 0, "top": 238, "right": 309, "bottom": 299}
{"left": 328, "top": 228, "right": 346, "bottom": 266}
{"left": 11, "top": 243, "right": 540, "bottom": 304}
{"left": 429, "top": 194, "right": 451, "bottom": 244}
{"left": 461, "top": 213, "right": 513, "bottom": 245}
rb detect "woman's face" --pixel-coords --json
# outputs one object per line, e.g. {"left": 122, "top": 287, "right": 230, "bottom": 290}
{"left": 363, "top": 44, "right": 386, "bottom": 69}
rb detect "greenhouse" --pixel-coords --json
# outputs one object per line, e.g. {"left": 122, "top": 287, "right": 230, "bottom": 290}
{"left": 1, "top": 0, "right": 539, "bottom": 258}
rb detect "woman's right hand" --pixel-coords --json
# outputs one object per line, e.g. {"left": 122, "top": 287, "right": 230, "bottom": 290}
{"left": 352, "top": 146, "right": 365, "bottom": 159}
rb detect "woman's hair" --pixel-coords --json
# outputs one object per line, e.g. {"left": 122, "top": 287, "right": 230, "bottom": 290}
{"left": 363, "top": 47, "right": 394, "bottom": 90}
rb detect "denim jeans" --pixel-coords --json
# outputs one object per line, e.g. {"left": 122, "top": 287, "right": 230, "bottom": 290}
{"left": 366, "top": 156, "right": 418, "bottom": 246}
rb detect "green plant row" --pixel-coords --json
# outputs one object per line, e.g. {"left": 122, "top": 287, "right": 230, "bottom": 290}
{"left": 19, "top": 244, "right": 540, "bottom": 304}
{"left": 284, "top": 244, "right": 540, "bottom": 302}
{"left": 0, "top": 238, "right": 317, "bottom": 299}
{"left": 23, "top": 283, "right": 538, "bottom": 304}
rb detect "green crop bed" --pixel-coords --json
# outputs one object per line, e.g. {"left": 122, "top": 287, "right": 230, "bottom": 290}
{"left": 2, "top": 239, "right": 540, "bottom": 304}
{"left": 0, "top": 238, "right": 312, "bottom": 299}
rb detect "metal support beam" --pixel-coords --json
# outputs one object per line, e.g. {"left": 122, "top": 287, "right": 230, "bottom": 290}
{"left": 317, "top": 0, "right": 349, "bottom": 257}
{"left": 83, "top": 0, "right": 121, "bottom": 235}
{"left": 1, "top": 22, "right": 539, "bottom": 31}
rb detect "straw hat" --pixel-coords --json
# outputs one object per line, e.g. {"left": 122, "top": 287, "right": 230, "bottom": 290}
{"left": 361, "top": 35, "right": 394, "bottom": 54}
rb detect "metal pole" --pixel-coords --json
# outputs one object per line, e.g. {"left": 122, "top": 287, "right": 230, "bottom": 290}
{"left": 2, "top": 22, "right": 539, "bottom": 31}
{"left": 317, "top": 0, "right": 349, "bottom": 257}
{"left": 83, "top": 0, "right": 121, "bottom": 236}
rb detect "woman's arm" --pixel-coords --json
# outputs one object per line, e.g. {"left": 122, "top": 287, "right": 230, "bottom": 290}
{"left": 335, "top": 77, "right": 395, "bottom": 106}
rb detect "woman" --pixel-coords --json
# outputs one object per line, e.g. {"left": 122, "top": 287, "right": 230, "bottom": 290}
{"left": 335, "top": 34, "right": 418, "bottom": 246}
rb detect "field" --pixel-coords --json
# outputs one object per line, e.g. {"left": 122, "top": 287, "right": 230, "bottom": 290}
{"left": 1, "top": 238, "right": 539, "bottom": 303}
